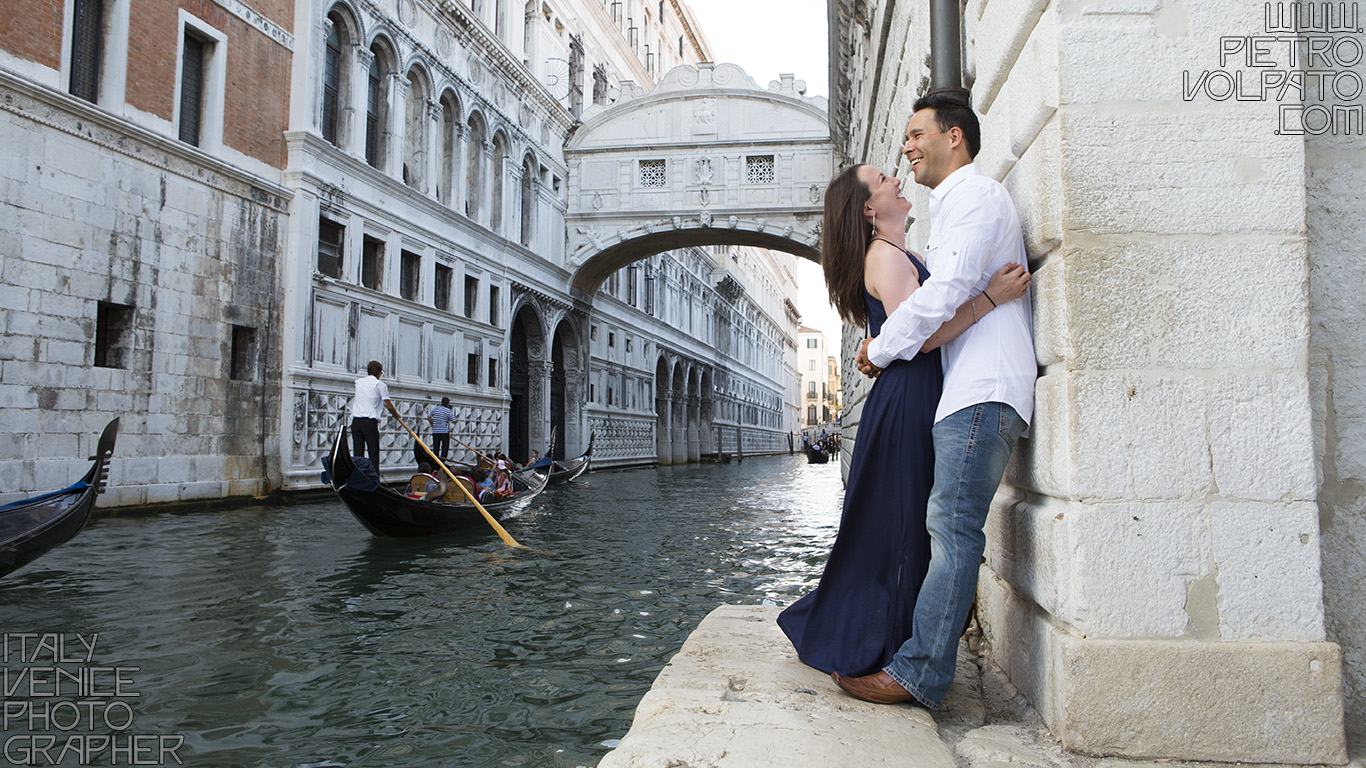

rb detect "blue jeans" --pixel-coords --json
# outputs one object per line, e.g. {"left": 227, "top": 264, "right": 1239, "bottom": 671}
{"left": 884, "top": 402, "right": 1027, "bottom": 708}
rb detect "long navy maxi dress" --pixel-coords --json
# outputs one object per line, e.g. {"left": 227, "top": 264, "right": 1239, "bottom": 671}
{"left": 777, "top": 246, "right": 942, "bottom": 677}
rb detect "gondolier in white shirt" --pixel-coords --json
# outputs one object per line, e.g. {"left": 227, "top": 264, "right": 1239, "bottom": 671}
{"left": 352, "top": 360, "right": 401, "bottom": 468}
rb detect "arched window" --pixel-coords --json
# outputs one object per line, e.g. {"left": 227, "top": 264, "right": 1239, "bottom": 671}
{"left": 365, "top": 45, "right": 387, "bottom": 168}
{"left": 520, "top": 153, "right": 536, "bottom": 246}
{"left": 807, "top": 405, "right": 817, "bottom": 425}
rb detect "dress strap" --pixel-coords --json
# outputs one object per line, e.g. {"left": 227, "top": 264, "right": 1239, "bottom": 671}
{"left": 869, "top": 237, "right": 905, "bottom": 253}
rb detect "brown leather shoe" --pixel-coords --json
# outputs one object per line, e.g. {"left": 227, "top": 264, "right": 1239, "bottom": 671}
{"left": 831, "top": 671, "right": 919, "bottom": 705}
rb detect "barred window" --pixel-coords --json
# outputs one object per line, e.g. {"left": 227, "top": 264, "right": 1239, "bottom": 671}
{"left": 178, "top": 33, "right": 207, "bottom": 146}
{"left": 746, "top": 155, "right": 775, "bottom": 184}
{"left": 639, "top": 159, "right": 666, "bottom": 188}
{"left": 69, "top": 0, "right": 104, "bottom": 103}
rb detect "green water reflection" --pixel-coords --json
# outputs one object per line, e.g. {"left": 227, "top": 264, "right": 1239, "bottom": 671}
{"left": 0, "top": 455, "right": 842, "bottom": 767}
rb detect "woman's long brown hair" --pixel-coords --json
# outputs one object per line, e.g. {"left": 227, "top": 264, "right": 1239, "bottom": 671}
{"left": 821, "top": 165, "right": 873, "bottom": 329}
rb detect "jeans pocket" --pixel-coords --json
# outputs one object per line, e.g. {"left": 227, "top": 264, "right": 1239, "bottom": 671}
{"left": 998, "top": 406, "right": 1027, "bottom": 443}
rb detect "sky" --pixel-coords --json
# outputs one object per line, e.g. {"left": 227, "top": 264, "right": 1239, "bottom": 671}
{"left": 681, "top": 0, "right": 843, "bottom": 342}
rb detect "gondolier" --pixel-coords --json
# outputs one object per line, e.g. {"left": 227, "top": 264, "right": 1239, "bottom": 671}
{"left": 428, "top": 397, "right": 455, "bottom": 460}
{"left": 352, "top": 361, "right": 401, "bottom": 468}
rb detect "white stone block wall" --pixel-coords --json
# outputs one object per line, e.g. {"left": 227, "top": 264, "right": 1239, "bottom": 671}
{"left": 1306, "top": 0, "right": 1366, "bottom": 740}
{"left": 0, "top": 72, "right": 285, "bottom": 507}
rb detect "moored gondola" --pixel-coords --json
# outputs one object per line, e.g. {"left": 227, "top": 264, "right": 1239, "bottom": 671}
{"left": 325, "top": 423, "right": 548, "bottom": 538}
{"left": 527, "top": 433, "right": 593, "bottom": 485}
{"left": 1, "top": 419, "right": 119, "bottom": 578}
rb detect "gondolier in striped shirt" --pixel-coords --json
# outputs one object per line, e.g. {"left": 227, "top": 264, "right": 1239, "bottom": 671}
{"left": 428, "top": 397, "right": 455, "bottom": 461}
{"left": 352, "top": 360, "right": 401, "bottom": 468}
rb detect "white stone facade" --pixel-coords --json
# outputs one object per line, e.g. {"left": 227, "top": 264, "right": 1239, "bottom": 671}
{"left": 278, "top": 0, "right": 808, "bottom": 477}
{"left": 831, "top": 0, "right": 1358, "bottom": 761}
{"left": 0, "top": 6, "right": 290, "bottom": 508}
{"left": 1, "top": 0, "right": 810, "bottom": 505}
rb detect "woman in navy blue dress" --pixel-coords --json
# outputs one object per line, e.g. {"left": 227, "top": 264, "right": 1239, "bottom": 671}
{"left": 777, "top": 165, "right": 1029, "bottom": 677}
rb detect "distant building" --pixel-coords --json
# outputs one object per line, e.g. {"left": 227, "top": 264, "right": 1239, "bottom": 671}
{"left": 0, "top": 0, "right": 805, "bottom": 505}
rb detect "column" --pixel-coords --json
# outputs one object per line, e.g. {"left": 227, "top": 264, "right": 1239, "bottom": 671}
{"left": 671, "top": 392, "right": 687, "bottom": 465}
{"left": 686, "top": 394, "right": 700, "bottom": 463}
{"left": 425, "top": 99, "right": 442, "bottom": 200}
{"left": 386, "top": 73, "right": 408, "bottom": 180}
{"left": 656, "top": 391, "right": 671, "bottom": 465}
{"left": 527, "top": 360, "right": 550, "bottom": 457}
{"left": 452, "top": 122, "right": 467, "bottom": 215}
{"left": 347, "top": 46, "right": 373, "bottom": 160}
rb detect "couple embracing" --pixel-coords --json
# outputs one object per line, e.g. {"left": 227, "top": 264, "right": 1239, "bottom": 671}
{"left": 778, "top": 87, "right": 1037, "bottom": 710}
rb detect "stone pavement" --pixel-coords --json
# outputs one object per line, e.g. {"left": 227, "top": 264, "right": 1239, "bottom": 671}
{"left": 598, "top": 604, "right": 1366, "bottom": 768}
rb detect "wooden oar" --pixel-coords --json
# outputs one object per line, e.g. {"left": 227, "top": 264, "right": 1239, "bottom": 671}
{"left": 393, "top": 416, "right": 524, "bottom": 549}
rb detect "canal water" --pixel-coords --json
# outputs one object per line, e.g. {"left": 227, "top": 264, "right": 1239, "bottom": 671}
{"left": 1, "top": 455, "right": 842, "bottom": 768}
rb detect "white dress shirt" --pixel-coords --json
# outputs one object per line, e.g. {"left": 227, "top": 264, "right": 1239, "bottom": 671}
{"left": 351, "top": 375, "right": 392, "bottom": 419}
{"left": 866, "top": 163, "right": 1036, "bottom": 426}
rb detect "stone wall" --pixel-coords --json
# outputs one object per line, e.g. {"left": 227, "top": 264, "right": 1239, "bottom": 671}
{"left": 0, "top": 70, "right": 287, "bottom": 507}
{"left": 1307, "top": 4, "right": 1366, "bottom": 743}
{"left": 832, "top": 0, "right": 1351, "bottom": 761}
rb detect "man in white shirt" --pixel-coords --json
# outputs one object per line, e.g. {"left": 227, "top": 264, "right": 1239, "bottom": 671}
{"left": 352, "top": 360, "right": 401, "bottom": 467}
{"left": 834, "top": 88, "right": 1037, "bottom": 709}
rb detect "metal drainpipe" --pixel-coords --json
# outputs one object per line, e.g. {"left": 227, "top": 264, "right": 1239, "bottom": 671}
{"left": 930, "top": 0, "right": 963, "bottom": 89}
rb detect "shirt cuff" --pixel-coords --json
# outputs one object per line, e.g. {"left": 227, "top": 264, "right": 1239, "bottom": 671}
{"left": 867, "top": 335, "right": 895, "bottom": 370}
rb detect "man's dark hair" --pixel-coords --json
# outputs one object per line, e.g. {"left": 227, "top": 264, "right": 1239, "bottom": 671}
{"left": 913, "top": 87, "right": 980, "bottom": 159}
{"left": 367, "top": 360, "right": 383, "bottom": 376}
{"left": 440, "top": 396, "right": 450, "bottom": 406}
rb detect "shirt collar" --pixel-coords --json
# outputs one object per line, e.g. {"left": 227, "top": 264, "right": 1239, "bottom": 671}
{"left": 930, "top": 162, "right": 979, "bottom": 204}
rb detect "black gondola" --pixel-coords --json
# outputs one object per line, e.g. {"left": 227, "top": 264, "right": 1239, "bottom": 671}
{"left": 325, "top": 423, "right": 548, "bottom": 538}
{"left": 527, "top": 433, "right": 593, "bottom": 485}
{"left": 805, "top": 446, "right": 830, "bottom": 464}
{"left": 1, "top": 418, "right": 119, "bottom": 578}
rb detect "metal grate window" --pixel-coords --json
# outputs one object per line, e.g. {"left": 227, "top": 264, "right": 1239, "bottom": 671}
{"left": 366, "top": 54, "right": 382, "bottom": 167}
{"left": 434, "top": 263, "right": 452, "bottom": 311}
{"left": 746, "top": 155, "right": 775, "bottom": 184}
{"left": 400, "top": 251, "right": 420, "bottom": 300}
{"left": 69, "top": 0, "right": 104, "bottom": 103}
{"left": 178, "top": 33, "right": 206, "bottom": 146}
{"left": 317, "top": 218, "right": 344, "bottom": 277}
{"left": 322, "top": 22, "right": 342, "bottom": 144}
{"left": 639, "top": 159, "right": 666, "bottom": 188}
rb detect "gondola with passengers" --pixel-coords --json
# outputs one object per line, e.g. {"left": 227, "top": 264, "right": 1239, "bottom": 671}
{"left": 324, "top": 421, "right": 548, "bottom": 538}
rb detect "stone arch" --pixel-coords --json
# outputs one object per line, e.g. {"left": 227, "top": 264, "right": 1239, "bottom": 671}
{"left": 364, "top": 36, "right": 399, "bottom": 170}
{"left": 464, "top": 110, "right": 487, "bottom": 222}
{"left": 520, "top": 151, "right": 537, "bottom": 247}
{"left": 436, "top": 89, "right": 461, "bottom": 206}
{"left": 490, "top": 129, "right": 511, "bottom": 236}
{"left": 508, "top": 301, "right": 547, "bottom": 465}
{"left": 550, "top": 316, "right": 584, "bottom": 460}
{"left": 321, "top": 4, "right": 361, "bottom": 147}
{"left": 687, "top": 364, "right": 703, "bottom": 463}
{"left": 564, "top": 63, "right": 833, "bottom": 296}
{"left": 655, "top": 355, "right": 672, "bottom": 465}
{"left": 402, "top": 63, "right": 432, "bottom": 191}
{"left": 670, "top": 359, "right": 687, "bottom": 465}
